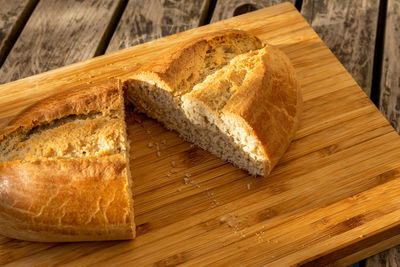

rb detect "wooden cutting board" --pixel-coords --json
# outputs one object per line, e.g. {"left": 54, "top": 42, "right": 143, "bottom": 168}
{"left": 1, "top": 2, "right": 400, "bottom": 266}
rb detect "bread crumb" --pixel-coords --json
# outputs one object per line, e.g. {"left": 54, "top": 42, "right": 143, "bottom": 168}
{"left": 147, "top": 142, "right": 153, "bottom": 148}
{"left": 171, "top": 161, "right": 176, "bottom": 167}
{"left": 220, "top": 215, "right": 228, "bottom": 223}
{"left": 247, "top": 183, "right": 251, "bottom": 190}
{"left": 166, "top": 173, "right": 171, "bottom": 177}
{"left": 183, "top": 177, "right": 190, "bottom": 184}
{"left": 156, "top": 151, "right": 161, "bottom": 157}
{"left": 185, "top": 173, "right": 191, "bottom": 178}
{"left": 195, "top": 184, "right": 201, "bottom": 188}
{"left": 256, "top": 231, "right": 264, "bottom": 243}
{"left": 161, "top": 139, "right": 167, "bottom": 144}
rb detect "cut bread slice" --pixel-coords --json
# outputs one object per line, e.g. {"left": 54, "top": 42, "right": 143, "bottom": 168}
{"left": 0, "top": 80, "right": 135, "bottom": 242}
{"left": 125, "top": 30, "right": 301, "bottom": 176}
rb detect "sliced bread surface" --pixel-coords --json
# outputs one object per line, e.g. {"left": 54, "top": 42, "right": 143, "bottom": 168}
{"left": 125, "top": 30, "right": 301, "bottom": 176}
{"left": 0, "top": 80, "right": 135, "bottom": 242}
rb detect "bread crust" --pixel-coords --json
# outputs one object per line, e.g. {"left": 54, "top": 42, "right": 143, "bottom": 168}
{"left": 0, "top": 155, "right": 135, "bottom": 242}
{"left": 0, "top": 30, "right": 300, "bottom": 242}
{"left": 127, "top": 30, "right": 301, "bottom": 176}
{"left": 0, "top": 80, "right": 135, "bottom": 242}
{"left": 223, "top": 45, "right": 301, "bottom": 173}
{"left": 132, "top": 29, "right": 262, "bottom": 93}
{"left": 0, "top": 79, "right": 122, "bottom": 142}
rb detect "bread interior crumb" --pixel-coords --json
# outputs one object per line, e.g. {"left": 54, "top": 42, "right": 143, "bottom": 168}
{"left": 126, "top": 45, "right": 267, "bottom": 176}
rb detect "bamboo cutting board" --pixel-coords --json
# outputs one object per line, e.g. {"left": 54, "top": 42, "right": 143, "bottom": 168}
{"left": 1, "top": 2, "right": 400, "bottom": 266}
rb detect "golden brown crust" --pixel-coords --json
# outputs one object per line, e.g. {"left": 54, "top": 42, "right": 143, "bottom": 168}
{"left": 0, "top": 79, "right": 122, "bottom": 142}
{"left": 132, "top": 30, "right": 262, "bottom": 92}
{"left": 128, "top": 31, "right": 301, "bottom": 177}
{"left": 0, "top": 80, "right": 135, "bottom": 242}
{"left": 0, "top": 30, "right": 299, "bottom": 243}
{"left": 0, "top": 154, "right": 135, "bottom": 242}
{"left": 224, "top": 45, "right": 301, "bottom": 173}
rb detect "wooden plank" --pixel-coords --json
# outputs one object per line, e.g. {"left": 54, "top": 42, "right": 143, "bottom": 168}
{"left": 0, "top": 0, "right": 38, "bottom": 68}
{"left": 1, "top": 3, "right": 400, "bottom": 265}
{"left": 0, "top": 0, "right": 121, "bottom": 84}
{"left": 379, "top": 0, "right": 400, "bottom": 132}
{"left": 365, "top": 0, "right": 400, "bottom": 264}
{"left": 106, "top": 0, "right": 210, "bottom": 53}
{"left": 210, "top": 0, "right": 294, "bottom": 23}
{"left": 342, "top": 234, "right": 400, "bottom": 266}
{"left": 301, "top": 0, "right": 380, "bottom": 97}
{"left": 366, "top": 245, "right": 400, "bottom": 267}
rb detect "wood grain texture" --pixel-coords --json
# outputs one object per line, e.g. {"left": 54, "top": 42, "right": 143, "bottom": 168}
{"left": 0, "top": 0, "right": 26, "bottom": 45}
{"left": 210, "top": 0, "right": 294, "bottom": 23}
{"left": 379, "top": 0, "right": 400, "bottom": 132}
{"left": 366, "top": 246, "right": 400, "bottom": 267}
{"left": 301, "top": 0, "right": 380, "bottom": 97}
{"left": 1, "top": 3, "right": 400, "bottom": 265}
{"left": 366, "top": 0, "right": 400, "bottom": 264}
{"left": 0, "top": 0, "right": 121, "bottom": 84}
{"left": 106, "top": 0, "right": 210, "bottom": 53}
{"left": 332, "top": 233, "right": 400, "bottom": 266}
{"left": 0, "top": 0, "right": 37, "bottom": 67}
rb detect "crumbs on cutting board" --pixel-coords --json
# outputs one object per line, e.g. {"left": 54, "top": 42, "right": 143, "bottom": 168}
{"left": 178, "top": 169, "right": 220, "bottom": 207}
{"left": 220, "top": 214, "right": 246, "bottom": 238}
{"left": 219, "top": 214, "right": 271, "bottom": 244}
{"left": 141, "top": 125, "right": 167, "bottom": 158}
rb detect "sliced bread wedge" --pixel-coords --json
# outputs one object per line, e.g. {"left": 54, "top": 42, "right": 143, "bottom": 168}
{"left": 0, "top": 80, "right": 135, "bottom": 242}
{"left": 124, "top": 30, "right": 301, "bottom": 176}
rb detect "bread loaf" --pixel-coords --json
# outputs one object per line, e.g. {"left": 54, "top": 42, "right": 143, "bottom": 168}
{"left": 0, "top": 30, "right": 301, "bottom": 242}
{"left": 0, "top": 80, "right": 135, "bottom": 242}
{"left": 125, "top": 30, "right": 301, "bottom": 176}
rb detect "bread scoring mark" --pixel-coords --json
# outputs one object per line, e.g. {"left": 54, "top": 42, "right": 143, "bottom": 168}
{"left": 24, "top": 111, "right": 103, "bottom": 141}
{"left": 0, "top": 109, "right": 127, "bottom": 162}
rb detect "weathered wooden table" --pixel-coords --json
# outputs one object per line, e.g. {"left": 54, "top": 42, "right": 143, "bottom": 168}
{"left": 0, "top": 0, "right": 399, "bottom": 265}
